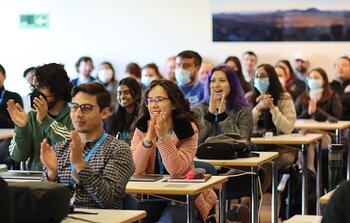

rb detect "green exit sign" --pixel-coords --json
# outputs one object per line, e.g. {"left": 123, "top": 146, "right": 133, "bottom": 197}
{"left": 20, "top": 14, "right": 49, "bottom": 29}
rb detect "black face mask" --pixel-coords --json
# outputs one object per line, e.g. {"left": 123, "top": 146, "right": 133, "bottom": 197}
{"left": 30, "top": 89, "right": 47, "bottom": 109}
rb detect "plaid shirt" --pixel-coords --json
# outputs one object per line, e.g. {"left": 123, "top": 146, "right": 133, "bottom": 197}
{"left": 43, "top": 132, "right": 135, "bottom": 209}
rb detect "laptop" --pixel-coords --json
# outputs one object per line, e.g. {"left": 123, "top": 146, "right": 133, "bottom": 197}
{"left": 0, "top": 170, "right": 42, "bottom": 180}
{"left": 129, "top": 174, "right": 164, "bottom": 182}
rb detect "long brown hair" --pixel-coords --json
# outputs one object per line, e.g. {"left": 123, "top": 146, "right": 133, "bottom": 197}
{"left": 300, "top": 68, "right": 333, "bottom": 106}
{"left": 132, "top": 79, "right": 199, "bottom": 129}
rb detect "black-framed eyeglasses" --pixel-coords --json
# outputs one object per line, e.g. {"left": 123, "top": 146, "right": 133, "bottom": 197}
{"left": 145, "top": 97, "right": 170, "bottom": 106}
{"left": 69, "top": 103, "right": 98, "bottom": 113}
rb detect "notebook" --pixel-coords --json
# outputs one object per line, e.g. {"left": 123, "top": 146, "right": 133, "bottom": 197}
{"left": 129, "top": 174, "right": 164, "bottom": 182}
{"left": 0, "top": 170, "right": 42, "bottom": 180}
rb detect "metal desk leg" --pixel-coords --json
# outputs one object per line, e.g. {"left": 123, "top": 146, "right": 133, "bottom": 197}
{"left": 186, "top": 195, "right": 195, "bottom": 223}
{"left": 347, "top": 129, "right": 350, "bottom": 181}
{"left": 335, "top": 129, "right": 341, "bottom": 144}
{"left": 302, "top": 144, "right": 308, "bottom": 215}
{"left": 272, "top": 161, "right": 277, "bottom": 223}
{"left": 250, "top": 166, "right": 259, "bottom": 223}
{"left": 316, "top": 140, "right": 323, "bottom": 215}
{"left": 219, "top": 182, "right": 227, "bottom": 223}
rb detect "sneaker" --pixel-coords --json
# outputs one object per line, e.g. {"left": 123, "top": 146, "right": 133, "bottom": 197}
{"left": 277, "top": 174, "right": 290, "bottom": 192}
{"left": 226, "top": 204, "right": 249, "bottom": 222}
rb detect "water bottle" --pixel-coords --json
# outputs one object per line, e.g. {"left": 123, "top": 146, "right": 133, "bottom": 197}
{"left": 328, "top": 144, "right": 343, "bottom": 191}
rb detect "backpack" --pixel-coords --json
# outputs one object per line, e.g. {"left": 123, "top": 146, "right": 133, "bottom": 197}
{"left": 197, "top": 133, "right": 255, "bottom": 160}
{"left": 279, "top": 165, "right": 316, "bottom": 220}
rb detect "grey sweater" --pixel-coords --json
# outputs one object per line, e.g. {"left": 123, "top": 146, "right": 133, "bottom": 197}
{"left": 193, "top": 103, "right": 253, "bottom": 144}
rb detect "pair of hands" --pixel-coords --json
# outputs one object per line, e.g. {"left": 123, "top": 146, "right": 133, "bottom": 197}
{"left": 209, "top": 92, "right": 226, "bottom": 114}
{"left": 40, "top": 131, "right": 85, "bottom": 181}
{"left": 255, "top": 93, "right": 275, "bottom": 111}
{"left": 7, "top": 96, "right": 49, "bottom": 127}
{"left": 144, "top": 112, "right": 170, "bottom": 143}
{"left": 308, "top": 99, "right": 317, "bottom": 115}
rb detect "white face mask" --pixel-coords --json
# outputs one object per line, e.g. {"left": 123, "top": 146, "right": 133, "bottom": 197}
{"left": 97, "top": 69, "right": 113, "bottom": 83}
{"left": 141, "top": 76, "right": 154, "bottom": 87}
{"left": 278, "top": 77, "right": 286, "bottom": 89}
{"left": 175, "top": 69, "right": 192, "bottom": 86}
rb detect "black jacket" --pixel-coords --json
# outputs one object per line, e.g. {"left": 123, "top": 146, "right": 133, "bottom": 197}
{"left": 330, "top": 80, "right": 350, "bottom": 120}
{"left": 0, "top": 88, "right": 23, "bottom": 128}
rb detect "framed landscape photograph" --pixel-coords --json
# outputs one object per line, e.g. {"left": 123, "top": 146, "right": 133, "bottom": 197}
{"left": 212, "top": 0, "right": 350, "bottom": 41}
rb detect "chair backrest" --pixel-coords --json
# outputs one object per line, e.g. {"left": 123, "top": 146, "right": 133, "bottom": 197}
{"left": 123, "top": 193, "right": 138, "bottom": 210}
{"left": 194, "top": 161, "right": 217, "bottom": 175}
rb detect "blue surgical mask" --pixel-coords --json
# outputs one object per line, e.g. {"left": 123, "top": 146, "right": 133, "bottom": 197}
{"left": 254, "top": 78, "right": 270, "bottom": 93}
{"left": 307, "top": 79, "right": 323, "bottom": 90}
{"left": 175, "top": 69, "right": 192, "bottom": 86}
{"left": 141, "top": 76, "right": 153, "bottom": 87}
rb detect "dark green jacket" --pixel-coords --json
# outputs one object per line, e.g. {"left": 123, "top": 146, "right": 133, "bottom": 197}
{"left": 9, "top": 105, "right": 73, "bottom": 170}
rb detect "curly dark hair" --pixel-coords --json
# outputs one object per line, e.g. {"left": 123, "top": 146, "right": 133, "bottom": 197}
{"left": 34, "top": 63, "right": 73, "bottom": 103}
{"left": 133, "top": 79, "right": 199, "bottom": 129}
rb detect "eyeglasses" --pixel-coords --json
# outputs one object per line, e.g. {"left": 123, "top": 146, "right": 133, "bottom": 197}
{"left": 69, "top": 103, "right": 98, "bottom": 113}
{"left": 145, "top": 97, "right": 170, "bottom": 106}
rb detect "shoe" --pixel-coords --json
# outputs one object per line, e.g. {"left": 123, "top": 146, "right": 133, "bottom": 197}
{"left": 277, "top": 174, "right": 290, "bottom": 192}
{"left": 226, "top": 204, "right": 249, "bottom": 222}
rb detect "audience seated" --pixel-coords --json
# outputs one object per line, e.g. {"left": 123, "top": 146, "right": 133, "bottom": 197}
{"left": 41, "top": 82, "right": 135, "bottom": 209}
{"left": 164, "top": 56, "right": 176, "bottom": 82}
{"left": 330, "top": 56, "right": 350, "bottom": 120}
{"left": 241, "top": 51, "right": 258, "bottom": 84}
{"left": 71, "top": 56, "right": 95, "bottom": 86}
{"left": 247, "top": 64, "right": 296, "bottom": 193}
{"left": 8, "top": 63, "right": 74, "bottom": 171}
{"left": 293, "top": 52, "right": 310, "bottom": 84}
{"left": 193, "top": 64, "right": 252, "bottom": 143}
{"left": 22, "top": 66, "right": 36, "bottom": 112}
{"left": 276, "top": 60, "right": 306, "bottom": 101}
{"left": 0, "top": 64, "right": 23, "bottom": 169}
{"left": 105, "top": 77, "right": 141, "bottom": 145}
{"left": 130, "top": 80, "right": 216, "bottom": 223}
{"left": 96, "top": 61, "right": 118, "bottom": 110}
{"left": 141, "top": 63, "right": 163, "bottom": 90}
{"left": 175, "top": 50, "right": 204, "bottom": 108}
{"left": 295, "top": 68, "right": 342, "bottom": 173}
{"left": 125, "top": 62, "right": 142, "bottom": 84}
{"left": 225, "top": 56, "right": 252, "bottom": 93}
{"left": 199, "top": 60, "right": 214, "bottom": 84}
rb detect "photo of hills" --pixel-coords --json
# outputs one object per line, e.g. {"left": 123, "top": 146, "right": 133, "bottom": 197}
{"left": 213, "top": 8, "right": 350, "bottom": 41}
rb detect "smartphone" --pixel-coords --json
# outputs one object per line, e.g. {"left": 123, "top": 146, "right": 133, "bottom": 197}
{"left": 30, "top": 88, "right": 47, "bottom": 109}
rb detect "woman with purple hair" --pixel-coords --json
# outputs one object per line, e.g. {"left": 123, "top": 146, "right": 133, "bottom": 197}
{"left": 193, "top": 64, "right": 253, "bottom": 144}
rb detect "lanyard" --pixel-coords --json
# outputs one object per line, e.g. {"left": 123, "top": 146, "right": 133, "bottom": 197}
{"left": 0, "top": 89, "right": 5, "bottom": 105}
{"left": 157, "top": 130, "right": 173, "bottom": 174}
{"left": 69, "top": 133, "right": 108, "bottom": 185}
{"left": 215, "top": 111, "right": 221, "bottom": 135}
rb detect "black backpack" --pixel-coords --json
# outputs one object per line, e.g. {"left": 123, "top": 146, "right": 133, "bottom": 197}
{"left": 279, "top": 165, "right": 316, "bottom": 220}
{"left": 197, "top": 133, "right": 255, "bottom": 160}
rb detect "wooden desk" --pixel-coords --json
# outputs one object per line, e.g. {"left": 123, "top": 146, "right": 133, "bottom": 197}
{"left": 251, "top": 134, "right": 323, "bottom": 216}
{"left": 319, "top": 189, "right": 335, "bottom": 205}
{"left": 197, "top": 152, "right": 279, "bottom": 223}
{"left": 62, "top": 208, "right": 147, "bottom": 223}
{"left": 0, "top": 128, "right": 14, "bottom": 140}
{"left": 284, "top": 215, "right": 322, "bottom": 223}
{"left": 295, "top": 119, "right": 350, "bottom": 182}
{"left": 126, "top": 175, "right": 228, "bottom": 223}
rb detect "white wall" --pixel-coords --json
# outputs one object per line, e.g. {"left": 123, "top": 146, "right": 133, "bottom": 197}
{"left": 0, "top": 0, "right": 349, "bottom": 96}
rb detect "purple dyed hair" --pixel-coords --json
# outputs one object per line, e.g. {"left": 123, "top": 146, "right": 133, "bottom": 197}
{"left": 202, "top": 64, "right": 250, "bottom": 111}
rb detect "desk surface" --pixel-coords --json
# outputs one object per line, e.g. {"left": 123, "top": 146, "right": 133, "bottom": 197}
{"left": 284, "top": 215, "right": 322, "bottom": 223}
{"left": 196, "top": 151, "right": 279, "bottom": 167}
{"left": 319, "top": 189, "right": 335, "bottom": 204}
{"left": 295, "top": 119, "right": 350, "bottom": 130}
{"left": 251, "top": 133, "right": 323, "bottom": 145}
{"left": 126, "top": 175, "right": 227, "bottom": 195}
{"left": 0, "top": 128, "right": 14, "bottom": 140}
{"left": 62, "top": 209, "right": 147, "bottom": 223}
